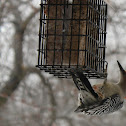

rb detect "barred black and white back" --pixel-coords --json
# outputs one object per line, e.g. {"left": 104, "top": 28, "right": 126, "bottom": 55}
{"left": 85, "top": 94, "right": 123, "bottom": 115}
{"left": 70, "top": 70, "right": 125, "bottom": 115}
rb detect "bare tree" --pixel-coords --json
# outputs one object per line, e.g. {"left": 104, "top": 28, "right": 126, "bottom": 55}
{"left": 0, "top": 0, "right": 126, "bottom": 126}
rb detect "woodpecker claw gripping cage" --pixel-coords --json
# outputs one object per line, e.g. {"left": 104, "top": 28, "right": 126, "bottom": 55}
{"left": 36, "top": 0, "right": 108, "bottom": 79}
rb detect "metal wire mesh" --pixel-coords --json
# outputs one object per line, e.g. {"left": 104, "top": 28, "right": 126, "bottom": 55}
{"left": 36, "top": 0, "right": 108, "bottom": 78}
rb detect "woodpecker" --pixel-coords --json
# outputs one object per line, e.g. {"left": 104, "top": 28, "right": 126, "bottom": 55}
{"left": 70, "top": 61, "right": 126, "bottom": 115}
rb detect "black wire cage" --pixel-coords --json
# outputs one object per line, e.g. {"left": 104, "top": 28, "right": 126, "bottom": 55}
{"left": 36, "top": 0, "right": 108, "bottom": 79}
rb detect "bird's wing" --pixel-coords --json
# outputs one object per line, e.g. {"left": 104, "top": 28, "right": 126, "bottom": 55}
{"left": 84, "top": 94, "right": 123, "bottom": 115}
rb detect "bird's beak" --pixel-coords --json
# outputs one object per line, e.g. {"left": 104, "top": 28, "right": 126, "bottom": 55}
{"left": 117, "top": 60, "right": 125, "bottom": 74}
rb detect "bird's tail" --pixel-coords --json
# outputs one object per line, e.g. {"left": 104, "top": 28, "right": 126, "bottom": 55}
{"left": 70, "top": 70, "right": 99, "bottom": 110}
{"left": 69, "top": 71, "right": 84, "bottom": 91}
{"left": 70, "top": 70, "right": 98, "bottom": 99}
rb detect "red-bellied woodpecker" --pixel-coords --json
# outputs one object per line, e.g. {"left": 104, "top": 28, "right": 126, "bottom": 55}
{"left": 70, "top": 61, "right": 126, "bottom": 115}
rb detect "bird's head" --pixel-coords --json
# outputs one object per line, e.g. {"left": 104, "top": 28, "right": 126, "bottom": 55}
{"left": 117, "top": 60, "right": 126, "bottom": 76}
{"left": 117, "top": 60, "right": 126, "bottom": 98}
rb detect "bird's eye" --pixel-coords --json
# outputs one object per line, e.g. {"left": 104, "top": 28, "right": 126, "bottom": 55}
{"left": 100, "top": 86, "right": 103, "bottom": 90}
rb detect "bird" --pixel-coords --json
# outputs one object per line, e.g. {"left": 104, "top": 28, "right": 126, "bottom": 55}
{"left": 70, "top": 61, "right": 126, "bottom": 115}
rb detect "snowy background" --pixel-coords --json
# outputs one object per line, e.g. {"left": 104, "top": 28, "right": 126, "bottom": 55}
{"left": 0, "top": 0, "right": 126, "bottom": 126}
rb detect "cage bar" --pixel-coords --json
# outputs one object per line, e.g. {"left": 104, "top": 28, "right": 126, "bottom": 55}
{"left": 36, "top": 0, "right": 108, "bottom": 78}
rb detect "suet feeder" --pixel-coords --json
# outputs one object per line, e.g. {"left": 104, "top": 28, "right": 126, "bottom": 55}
{"left": 36, "top": 0, "right": 108, "bottom": 78}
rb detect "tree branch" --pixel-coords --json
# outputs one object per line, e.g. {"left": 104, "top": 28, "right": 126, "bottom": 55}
{"left": 21, "top": 8, "right": 40, "bottom": 32}
{"left": 24, "top": 66, "right": 57, "bottom": 126}
{"left": 0, "top": 73, "right": 25, "bottom": 106}
{"left": 0, "top": 4, "right": 40, "bottom": 108}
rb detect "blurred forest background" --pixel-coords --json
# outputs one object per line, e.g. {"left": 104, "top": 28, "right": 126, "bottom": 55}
{"left": 0, "top": 0, "right": 126, "bottom": 126}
